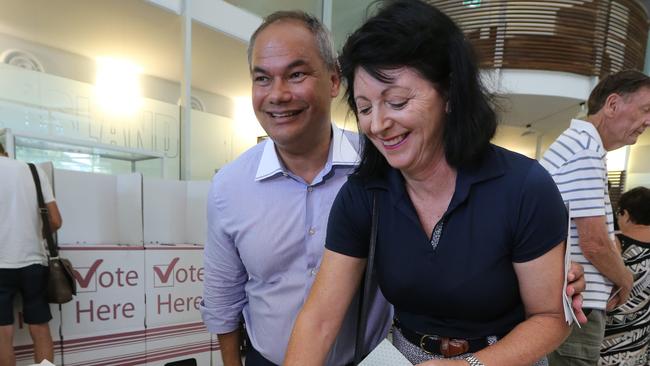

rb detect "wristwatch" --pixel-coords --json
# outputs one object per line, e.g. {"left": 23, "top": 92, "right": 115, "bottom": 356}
{"left": 463, "top": 354, "right": 485, "bottom": 366}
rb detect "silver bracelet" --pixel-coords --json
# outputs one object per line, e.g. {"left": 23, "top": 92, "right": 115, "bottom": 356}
{"left": 463, "top": 354, "right": 485, "bottom": 366}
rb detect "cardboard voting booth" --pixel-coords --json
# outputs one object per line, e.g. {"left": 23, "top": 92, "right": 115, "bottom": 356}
{"left": 55, "top": 170, "right": 143, "bottom": 246}
{"left": 144, "top": 245, "right": 211, "bottom": 365}
{"left": 11, "top": 169, "right": 218, "bottom": 365}
{"left": 54, "top": 170, "right": 147, "bottom": 364}
{"left": 59, "top": 247, "right": 147, "bottom": 365}
{"left": 143, "top": 178, "right": 216, "bottom": 365}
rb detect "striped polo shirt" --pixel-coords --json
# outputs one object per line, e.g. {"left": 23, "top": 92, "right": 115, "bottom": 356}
{"left": 540, "top": 119, "right": 614, "bottom": 311}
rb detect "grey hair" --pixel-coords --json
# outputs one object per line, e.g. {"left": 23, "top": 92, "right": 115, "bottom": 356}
{"left": 247, "top": 10, "right": 338, "bottom": 72}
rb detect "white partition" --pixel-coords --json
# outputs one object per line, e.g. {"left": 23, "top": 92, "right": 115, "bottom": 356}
{"left": 142, "top": 179, "right": 212, "bottom": 363}
{"left": 59, "top": 247, "right": 147, "bottom": 365}
{"left": 144, "top": 179, "right": 210, "bottom": 245}
{"left": 143, "top": 178, "right": 187, "bottom": 244}
{"left": 144, "top": 245, "right": 211, "bottom": 365}
{"left": 32, "top": 170, "right": 214, "bottom": 364}
{"left": 55, "top": 170, "right": 143, "bottom": 245}
{"left": 186, "top": 181, "right": 211, "bottom": 246}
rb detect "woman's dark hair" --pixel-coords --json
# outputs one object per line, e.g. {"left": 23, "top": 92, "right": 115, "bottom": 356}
{"left": 339, "top": 0, "right": 496, "bottom": 177}
{"left": 618, "top": 187, "right": 650, "bottom": 226}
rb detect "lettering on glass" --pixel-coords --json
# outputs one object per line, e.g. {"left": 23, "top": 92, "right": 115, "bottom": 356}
{"left": 3, "top": 75, "right": 180, "bottom": 159}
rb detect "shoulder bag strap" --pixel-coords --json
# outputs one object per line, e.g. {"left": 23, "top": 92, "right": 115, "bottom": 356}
{"left": 354, "top": 191, "right": 379, "bottom": 365}
{"left": 27, "top": 163, "right": 58, "bottom": 258}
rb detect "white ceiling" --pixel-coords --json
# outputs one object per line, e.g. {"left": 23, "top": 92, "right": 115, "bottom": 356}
{"left": 0, "top": 0, "right": 647, "bottom": 150}
{"left": 223, "top": 0, "right": 323, "bottom": 19}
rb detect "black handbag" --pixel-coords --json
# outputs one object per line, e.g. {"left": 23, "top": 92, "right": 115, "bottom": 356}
{"left": 353, "top": 192, "right": 379, "bottom": 365}
{"left": 27, "top": 163, "right": 76, "bottom": 304}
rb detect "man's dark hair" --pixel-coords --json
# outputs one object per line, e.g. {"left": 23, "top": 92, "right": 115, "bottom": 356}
{"left": 587, "top": 70, "right": 650, "bottom": 115}
{"left": 339, "top": 0, "right": 496, "bottom": 177}
{"left": 619, "top": 186, "right": 650, "bottom": 226}
{"left": 247, "top": 10, "right": 337, "bottom": 72}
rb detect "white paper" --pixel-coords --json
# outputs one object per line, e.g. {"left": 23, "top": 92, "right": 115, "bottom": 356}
{"left": 359, "top": 339, "right": 412, "bottom": 366}
{"left": 563, "top": 203, "right": 581, "bottom": 327}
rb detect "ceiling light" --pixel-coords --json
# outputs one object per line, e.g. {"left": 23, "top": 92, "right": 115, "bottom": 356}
{"left": 95, "top": 57, "right": 143, "bottom": 118}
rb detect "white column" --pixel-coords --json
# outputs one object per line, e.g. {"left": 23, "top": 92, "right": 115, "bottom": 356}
{"left": 322, "top": 0, "right": 333, "bottom": 30}
{"left": 180, "top": 0, "right": 192, "bottom": 180}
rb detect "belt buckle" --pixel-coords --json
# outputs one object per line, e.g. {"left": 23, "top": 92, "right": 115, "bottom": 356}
{"left": 419, "top": 334, "right": 438, "bottom": 355}
{"left": 440, "top": 337, "right": 470, "bottom": 357}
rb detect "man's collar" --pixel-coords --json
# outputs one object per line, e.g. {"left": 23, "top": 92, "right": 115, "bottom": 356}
{"left": 330, "top": 123, "right": 358, "bottom": 166}
{"left": 570, "top": 118, "right": 604, "bottom": 148}
{"left": 254, "top": 123, "right": 358, "bottom": 181}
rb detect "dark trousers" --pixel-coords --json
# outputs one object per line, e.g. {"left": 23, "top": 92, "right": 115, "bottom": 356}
{"left": 245, "top": 345, "right": 278, "bottom": 366}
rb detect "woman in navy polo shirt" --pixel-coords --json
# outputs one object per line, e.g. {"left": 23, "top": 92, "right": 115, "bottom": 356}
{"left": 285, "top": 1, "right": 570, "bottom": 365}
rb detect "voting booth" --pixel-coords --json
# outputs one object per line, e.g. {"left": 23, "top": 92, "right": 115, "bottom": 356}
{"left": 143, "top": 178, "right": 216, "bottom": 365}
{"left": 12, "top": 169, "right": 221, "bottom": 365}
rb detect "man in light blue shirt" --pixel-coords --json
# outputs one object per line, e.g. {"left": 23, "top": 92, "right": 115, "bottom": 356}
{"left": 200, "top": 11, "right": 392, "bottom": 366}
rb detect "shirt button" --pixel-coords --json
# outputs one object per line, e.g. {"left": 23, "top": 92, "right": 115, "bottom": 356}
{"left": 282, "top": 172, "right": 288, "bottom": 177}
{"left": 308, "top": 228, "right": 316, "bottom": 235}
{"left": 307, "top": 186, "right": 313, "bottom": 193}
{"left": 310, "top": 268, "right": 318, "bottom": 276}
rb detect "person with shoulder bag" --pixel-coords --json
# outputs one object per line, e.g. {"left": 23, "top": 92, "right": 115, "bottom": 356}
{"left": 0, "top": 143, "right": 63, "bottom": 366}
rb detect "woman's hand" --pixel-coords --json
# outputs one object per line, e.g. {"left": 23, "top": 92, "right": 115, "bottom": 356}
{"left": 567, "top": 261, "right": 587, "bottom": 324}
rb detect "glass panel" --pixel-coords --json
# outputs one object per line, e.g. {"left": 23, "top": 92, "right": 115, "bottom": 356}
{"left": 224, "top": 0, "right": 323, "bottom": 19}
{"left": 14, "top": 135, "right": 163, "bottom": 177}
{"left": 331, "top": 0, "right": 376, "bottom": 51}
{"left": 190, "top": 21, "right": 261, "bottom": 178}
{"left": 0, "top": 1, "right": 181, "bottom": 178}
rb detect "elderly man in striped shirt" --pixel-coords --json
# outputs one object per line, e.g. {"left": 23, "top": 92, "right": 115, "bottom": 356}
{"left": 542, "top": 70, "right": 650, "bottom": 366}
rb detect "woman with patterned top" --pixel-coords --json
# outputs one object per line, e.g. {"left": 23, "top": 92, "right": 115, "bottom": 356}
{"left": 600, "top": 187, "right": 650, "bottom": 366}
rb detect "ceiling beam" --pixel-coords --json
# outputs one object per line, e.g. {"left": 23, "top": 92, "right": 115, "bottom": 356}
{"left": 146, "top": 0, "right": 262, "bottom": 43}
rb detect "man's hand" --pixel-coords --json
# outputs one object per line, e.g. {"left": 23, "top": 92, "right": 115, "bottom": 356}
{"left": 567, "top": 261, "right": 587, "bottom": 324}
{"left": 607, "top": 270, "right": 633, "bottom": 311}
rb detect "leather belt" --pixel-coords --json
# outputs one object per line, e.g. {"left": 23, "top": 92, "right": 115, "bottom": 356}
{"left": 393, "top": 319, "right": 491, "bottom": 357}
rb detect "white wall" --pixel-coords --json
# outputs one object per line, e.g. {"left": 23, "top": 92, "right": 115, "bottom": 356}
{"left": 627, "top": 145, "right": 650, "bottom": 188}
{"left": 0, "top": 33, "right": 235, "bottom": 118}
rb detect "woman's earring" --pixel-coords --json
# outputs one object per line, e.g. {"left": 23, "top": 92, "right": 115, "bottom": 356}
{"left": 445, "top": 101, "right": 451, "bottom": 114}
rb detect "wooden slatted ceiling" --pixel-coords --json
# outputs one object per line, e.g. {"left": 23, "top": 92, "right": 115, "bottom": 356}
{"left": 429, "top": 0, "right": 648, "bottom": 77}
